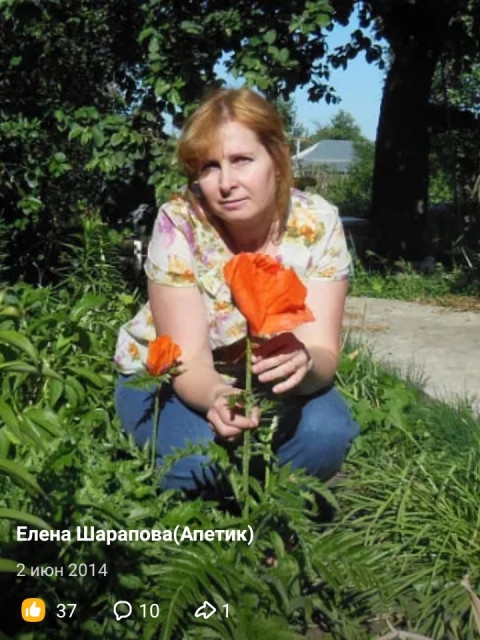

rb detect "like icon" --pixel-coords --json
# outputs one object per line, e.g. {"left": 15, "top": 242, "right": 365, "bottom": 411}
{"left": 22, "top": 598, "right": 46, "bottom": 622}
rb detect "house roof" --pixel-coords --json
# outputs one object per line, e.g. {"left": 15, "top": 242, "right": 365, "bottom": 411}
{"left": 293, "top": 139, "right": 355, "bottom": 173}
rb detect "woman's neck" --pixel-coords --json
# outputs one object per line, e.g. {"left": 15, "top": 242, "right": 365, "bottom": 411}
{"left": 222, "top": 217, "right": 282, "bottom": 255}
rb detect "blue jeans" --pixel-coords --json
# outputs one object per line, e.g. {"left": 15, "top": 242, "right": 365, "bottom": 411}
{"left": 115, "top": 376, "right": 359, "bottom": 491}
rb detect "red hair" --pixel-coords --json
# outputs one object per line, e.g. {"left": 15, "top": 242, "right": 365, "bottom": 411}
{"left": 177, "top": 88, "right": 292, "bottom": 228}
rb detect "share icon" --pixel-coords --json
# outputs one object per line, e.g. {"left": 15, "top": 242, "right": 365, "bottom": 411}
{"left": 194, "top": 601, "right": 216, "bottom": 620}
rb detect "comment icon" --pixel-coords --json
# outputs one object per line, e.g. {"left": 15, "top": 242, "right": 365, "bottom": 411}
{"left": 113, "top": 600, "right": 133, "bottom": 621}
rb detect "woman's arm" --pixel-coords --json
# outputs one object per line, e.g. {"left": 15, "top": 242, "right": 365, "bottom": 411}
{"left": 251, "top": 278, "right": 348, "bottom": 395}
{"left": 292, "top": 277, "right": 347, "bottom": 393}
{"left": 148, "top": 281, "right": 258, "bottom": 438}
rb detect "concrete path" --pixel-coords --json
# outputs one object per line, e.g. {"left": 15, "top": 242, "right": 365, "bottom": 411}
{"left": 343, "top": 297, "right": 480, "bottom": 414}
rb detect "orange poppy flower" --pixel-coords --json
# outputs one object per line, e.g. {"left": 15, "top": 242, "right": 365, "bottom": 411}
{"left": 224, "top": 253, "right": 314, "bottom": 336}
{"left": 146, "top": 335, "right": 182, "bottom": 376}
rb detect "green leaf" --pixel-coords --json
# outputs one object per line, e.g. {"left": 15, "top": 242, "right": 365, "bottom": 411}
{"left": 180, "top": 20, "right": 202, "bottom": 35}
{"left": 71, "top": 367, "right": 104, "bottom": 388}
{"left": 70, "top": 294, "right": 105, "bottom": 320}
{"left": 21, "top": 415, "right": 46, "bottom": 449}
{"left": 4, "top": 428, "right": 21, "bottom": 446}
{"left": 68, "top": 125, "right": 83, "bottom": 140}
{"left": 79, "top": 408, "right": 110, "bottom": 428}
{"left": 264, "top": 29, "right": 277, "bottom": 44}
{"left": 315, "top": 10, "right": 332, "bottom": 28}
{"left": 0, "top": 399, "right": 20, "bottom": 432}
{"left": 47, "top": 379, "right": 64, "bottom": 407}
{"left": 23, "top": 407, "right": 62, "bottom": 437}
{"left": 113, "top": 151, "right": 126, "bottom": 167}
{"left": 0, "top": 508, "right": 52, "bottom": 531}
{"left": 0, "top": 330, "right": 38, "bottom": 363}
{"left": 138, "top": 26, "right": 155, "bottom": 43}
{"left": 110, "top": 132, "right": 124, "bottom": 147}
{"left": 167, "top": 88, "right": 181, "bottom": 105}
{"left": 0, "top": 431, "right": 11, "bottom": 458}
{"left": 64, "top": 383, "right": 78, "bottom": 408}
{"left": 0, "top": 558, "right": 28, "bottom": 574}
{"left": 278, "top": 48, "right": 289, "bottom": 63}
{"left": 0, "top": 306, "right": 21, "bottom": 318}
{"left": 154, "top": 79, "right": 170, "bottom": 97}
{"left": 118, "top": 573, "right": 144, "bottom": 589}
{"left": 18, "top": 196, "right": 44, "bottom": 214}
{"left": 256, "top": 75, "right": 272, "bottom": 90}
{"left": 65, "top": 376, "right": 87, "bottom": 406}
{"left": 148, "top": 36, "right": 160, "bottom": 54}
{"left": 0, "top": 361, "right": 38, "bottom": 375}
{"left": 92, "top": 126, "right": 105, "bottom": 148}
{"left": 40, "top": 365, "right": 63, "bottom": 382}
{"left": 0, "top": 460, "right": 44, "bottom": 495}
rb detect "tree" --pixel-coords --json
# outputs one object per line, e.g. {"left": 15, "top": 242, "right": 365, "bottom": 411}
{"left": 310, "top": 110, "right": 364, "bottom": 142}
{"left": 328, "top": 0, "right": 480, "bottom": 259}
{"left": 0, "top": 0, "right": 149, "bottom": 281}
{"left": 1, "top": 0, "right": 337, "bottom": 282}
{"left": 303, "top": 112, "right": 374, "bottom": 218}
{"left": 4, "top": 0, "right": 479, "bottom": 274}
{"left": 323, "top": 138, "right": 375, "bottom": 218}
{"left": 429, "top": 59, "right": 480, "bottom": 204}
{"left": 273, "top": 97, "right": 311, "bottom": 153}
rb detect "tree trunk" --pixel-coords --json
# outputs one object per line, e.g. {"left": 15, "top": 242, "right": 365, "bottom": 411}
{"left": 371, "top": 40, "right": 439, "bottom": 260}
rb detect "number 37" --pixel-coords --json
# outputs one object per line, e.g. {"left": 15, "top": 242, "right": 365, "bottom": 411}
{"left": 56, "top": 604, "right": 77, "bottom": 618}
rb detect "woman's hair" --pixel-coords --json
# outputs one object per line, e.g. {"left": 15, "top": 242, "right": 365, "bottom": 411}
{"left": 177, "top": 87, "right": 293, "bottom": 226}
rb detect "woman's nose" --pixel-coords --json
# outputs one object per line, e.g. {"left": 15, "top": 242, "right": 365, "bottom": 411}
{"left": 219, "top": 165, "right": 236, "bottom": 193}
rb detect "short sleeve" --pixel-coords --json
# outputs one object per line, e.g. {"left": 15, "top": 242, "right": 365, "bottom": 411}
{"left": 144, "top": 205, "right": 197, "bottom": 286}
{"left": 305, "top": 202, "right": 352, "bottom": 281}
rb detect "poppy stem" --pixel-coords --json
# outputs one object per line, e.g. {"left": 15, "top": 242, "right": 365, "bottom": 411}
{"left": 151, "top": 388, "right": 160, "bottom": 471}
{"left": 245, "top": 336, "right": 253, "bottom": 417}
{"left": 243, "top": 336, "right": 253, "bottom": 517}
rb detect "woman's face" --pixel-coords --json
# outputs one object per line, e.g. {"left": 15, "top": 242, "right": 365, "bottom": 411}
{"left": 196, "top": 120, "right": 278, "bottom": 229}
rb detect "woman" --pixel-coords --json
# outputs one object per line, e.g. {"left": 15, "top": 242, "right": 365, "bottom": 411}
{"left": 114, "top": 87, "right": 359, "bottom": 491}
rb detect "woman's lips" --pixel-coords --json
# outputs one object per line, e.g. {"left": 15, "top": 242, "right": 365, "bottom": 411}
{"left": 221, "top": 198, "right": 247, "bottom": 210}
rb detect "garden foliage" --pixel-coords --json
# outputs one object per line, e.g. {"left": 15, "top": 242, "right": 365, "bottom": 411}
{"left": 0, "top": 0, "right": 335, "bottom": 284}
{"left": 1, "top": 231, "right": 479, "bottom": 638}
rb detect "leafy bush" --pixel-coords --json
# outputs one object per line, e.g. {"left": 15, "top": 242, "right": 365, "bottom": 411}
{"left": 322, "top": 139, "right": 375, "bottom": 219}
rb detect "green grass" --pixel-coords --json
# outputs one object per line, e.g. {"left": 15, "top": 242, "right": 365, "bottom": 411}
{"left": 349, "top": 253, "right": 480, "bottom": 304}
{"left": 1, "top": 233, "right": 479, "bottom": 639}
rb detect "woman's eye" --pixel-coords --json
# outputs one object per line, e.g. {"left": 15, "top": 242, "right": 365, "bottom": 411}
{"left": 199, "top": 161, "right": 218, "bottom": 176}
{"left": 234, "top": 156, "right": 252, "bottom": 164}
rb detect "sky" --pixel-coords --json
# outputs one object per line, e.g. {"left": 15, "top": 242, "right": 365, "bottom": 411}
{"left": 293, "top": 19, "right": 386, "bottom": 141}
{"left": 294, "top": 54, "right": 385, "bottom": 141}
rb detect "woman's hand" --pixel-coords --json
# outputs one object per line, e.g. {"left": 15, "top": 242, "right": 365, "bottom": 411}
{"left": 206, "top": 386, "right": 260, "bottom": 441}
{"left": 251, "top": 332, "right": 312, "bottom": 394}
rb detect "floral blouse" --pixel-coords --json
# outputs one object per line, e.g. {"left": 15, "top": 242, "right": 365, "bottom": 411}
{"left": 114, "top": 189, "right": 351, "bottom": 375}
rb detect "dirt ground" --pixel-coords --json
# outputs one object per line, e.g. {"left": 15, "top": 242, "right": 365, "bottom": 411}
{"left": 343, "top": 296, "right": 480, "bottom": 415}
